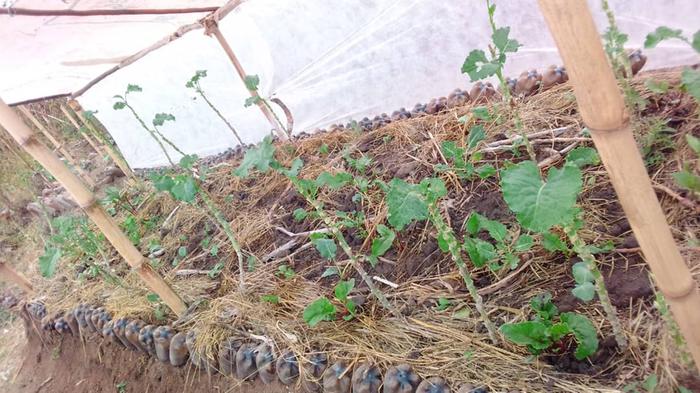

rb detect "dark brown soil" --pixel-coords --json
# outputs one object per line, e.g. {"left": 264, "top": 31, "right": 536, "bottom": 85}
{"left": 8, "top": 323, "right": 297, "bottom": 393}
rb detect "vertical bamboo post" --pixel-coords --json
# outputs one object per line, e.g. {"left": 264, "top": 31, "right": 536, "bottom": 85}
{"left": 203, "top": 20, "right": 288, "bottom": 140}
{"left": 0, "top": 260, "right": 34, "bottom": 295}
{"left": 66, "top": 100, "right": 135, "bottom": 179}
{"left": 0, "top": 98, "right": 187, "bottom": 317}
{"left": 17, "top": 106, "right": 95, "bottom": 187}
{"left": 539, "top": 0, "right": 700, "bottom": 371}
{"left": 60, "top": 104, "right": 103, "bottom": 155}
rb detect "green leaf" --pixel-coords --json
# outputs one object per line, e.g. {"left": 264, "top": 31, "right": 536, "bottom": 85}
{"left": 112, "top": 102, "right": 126, "bottom": 110}
{"left": 693, "top": 30, "right": 700, "bottom": 53}
{"left": 686, "top": 134, "right": 700, "bottom": 156}
{"left": 244, "top": 96, "right": 262, "bottom": 107}
{"left": 479, "top": 215, "right": 507, "bottom": 242}
{"left": 321, "top": 266, "right": 340, "bottom": 278}
{"left": 441, "top": 141, "right": 463, "bottom": 161}
{"left": 244, "top": 74, "right": 260, "bottom": 91}
{"left": 170, "top": 175, "right": 198, "bottom": 203}
{"left": 310, "top": 234, "right": 337, "bottom": 259}
{"left": 641, "top": 374, "right": 658, "bottom": 392}
{"left": 464, "top": 237, "right": 496, "bottom": 268}
{"left": 572, "top": 282, "right": 596, "bottom": 302}
{"left": 386, "top": 178, "right": 428, "bottom": 231}
{"left": 209, "top": 244, "right": 219, "bottom": 257}
{"left": 146, "top": 293, "right": 160, "bottom": 303}
{"left": 475, "top": 164, "right": 496, "bottom": 179}
{"left": 644, "top": 79, "right": 669, "bottom": 94}
{"left": 500, "top": 321, "right": 553, "bottom": 352}
{"left": 38, "top": 247, "right": 61, "bottom": 278}
{"left": 673, "top": 170, "right": 700, "bottom": 193}
{"left": 679, "top": 386, "right": 693, "bottom": 393}
{"left": 153, "top": 113, "right": 175, "bottom": 127}
{"left": 334, "top": 279, "right": 355, "bottom": 302}
{"left": 542, "top": 232, "right": 568, "bottom": 252}
{"left": 207, "top": 261, "right": 224, "bottom": 278}
{"left": 152, "top": 174, "right": 174, "bottom": 192}
{"left": 566, "top": 147, "right": 600, "bottom": 168}
{"left": 293, "top": 208, "right": 307, "bottom": 222}
{"left": 437, "top": 297, "right": 451, "bottom": 311}
{"left": 465, "top": 213, "right": 480, "bottom": 235}
{"left": 501, "top": 161, "right": 582, "bottom": 233}
{"left": 492, "top": 26, "right": 521, "bottom": 53}
{"left": 471, "top": 106, "right": 491, "bottom": 121}
{"left": 514, "top": 234, "right": 534, "bottom": 252}
{"left": 644, "top": 26, "right": 685, "bottom": 48}
{"left": 572, "top": 262, "right": 594, "bottom": 284}
{"left": 369, "top": 224, "right": 395, "bottom": 267}
{"left": 461, "top": 50, "right": 499, "bottom": 81}
{"left": 437, "top": 231, "right": 450, "bottom": 252}
{"left": 277, "top": 264, "right": 295, "bottom": 279}
{"left": 530, "top": 292, "right": 558, "bottom": 322}
{"left": 126, "top": 84, "right": 142, "bottom": 93}
{"left": 178, "top": 154, "right": 198, "bottom": 169}
{"left": 303, "top": 297, "right": 336, "bottom": 327}
{"left": 261, "top": 294, "right": 280, "bottom": 304}
{"left": 319, "top": 144, "right": 329, "bottom": 155}
{"left": 177, "top": 246, "right": 187, "bottom": 258}
{"left": 316, "top": 171, "right": 352, "bottom": 189}
{"left": 560, "top": 312, "right": 599, "bottom": 360}
{"left": 234, "top": 136, "right": 276, "bottom": 177}
{"left": 681, "top": 67, "right": 700, "bottom": 102}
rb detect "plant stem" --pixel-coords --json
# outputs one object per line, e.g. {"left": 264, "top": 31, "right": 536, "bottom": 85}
{"left": 428, "top": 205, "right": 499, "bottom": 343}
{"left": 302, "top": 195, "right": 399, "bottom": 317}
{"left": 199, "top": 189, "right": 245, "bottom": 292}
{"left": 567, "top": 229, "right": 628, "bottom": 348}
{"left": 196, "top": 88, "right": 245, "bottom": 146}
{"left": 124, "top": 102, "right": 175, "bottom": 166}
{"left": 152, "top": 125, "right": 186, "bottom": 157}
{"left": 261, "top": 99, "right": 289, "bottom": 138}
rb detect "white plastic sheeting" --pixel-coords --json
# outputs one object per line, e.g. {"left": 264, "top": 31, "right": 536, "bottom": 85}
{"left": 1, "top": 0, "right": 699, "bottom": 168}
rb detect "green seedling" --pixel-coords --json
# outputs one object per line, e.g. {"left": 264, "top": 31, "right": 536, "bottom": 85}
{"left": 303, "top": 279, "right": 357, "bottom": 327}
{"left": 435, "top": 126, "right": 495, "bottom": 180}
{"left": 500, "top": 292, "right": 598, "bottom": 360}
{"left": 277, "top": 264, "right": 296, "bottom": 279}
{"left": 644, "top": 26, "right": 700, "bottom": 103}
{"left": 463, "top": 212, "right": 532, "bottom": 271}
{"left": 672, "top": 134, "right": 700, "bottom": 196}
{"left": 242, "top": 74, "right": 289, "bottom": 136}
{"left": 501, "top": 159, "right": 627, "bottom": 348}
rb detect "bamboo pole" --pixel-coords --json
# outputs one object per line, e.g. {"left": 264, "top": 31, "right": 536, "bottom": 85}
{"left": 66, "top": 100, "right": 135, "bottom": 179}
{"left": 17, "top": 106, "right": 95, "bottom": 187}
{"left": 203, "top": 20, "right": 289, "bottom": 140}
{"left": 0, "top": 260, "right": 34, "bottom": 295}
{"left": 538, "top": 0, "right": 700, "bottom": 371}
{"left": 0, "top": 98, "right": 187, "bottom": 317}
{"left": 59, "top": 105, "right": 103, "bottom": 155}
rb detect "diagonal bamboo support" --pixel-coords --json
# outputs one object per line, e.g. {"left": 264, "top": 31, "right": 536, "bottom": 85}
{"left": 17, "top": 106, "right": 95, "bottom": 187}
{"left": 0, "top": 260, "right": 34, "bottom": 295}
{"left": 66, "top": 100, "right": 135, "bottom": 179}
{"left": 0, "top": 98, "right": 187, "bottom": 317}
{"left": 202, "top": 19, "right": 289, "bottom": 140}
{"left": 60, "top": 104, "right": 103, "bottom": 156}
{"left": 538, "top": 0, "right": 700, "bottom": 372}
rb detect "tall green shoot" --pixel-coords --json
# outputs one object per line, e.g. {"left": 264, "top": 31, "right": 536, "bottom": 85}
{"left": 186, "top": 70, "right": 245, "bottom": 145}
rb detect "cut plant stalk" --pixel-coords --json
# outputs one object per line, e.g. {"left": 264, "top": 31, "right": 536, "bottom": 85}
{"left": 428, "top": 205, "right": 498, "bottom": 343}
{"left": 186, "top": 71, "right": 245, "bottom": 145}
{"left": 0, "top": 97, "right": 187, "bottom": 316}
{"left": 539, "top": 0, "right": 700, "bottom": 371}
{"left": 566, "top": 228, "right": 627, "bottom": 348}
{"left": 121, "top": 100, "right": 176, "bottom": 166}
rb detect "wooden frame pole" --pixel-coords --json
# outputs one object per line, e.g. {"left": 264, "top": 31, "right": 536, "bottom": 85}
{"left": 59, "top": 104, "right": 103, "bottom": 155}
{"left": 0, "top": 260, "right": 34, "bottom": 295}
{"left": 539, "top": 0, "right": 700, "bottom": 371}
{"left": 203, "top": 21, "right": 289, "bottom": 140}
{"left": 66, "top": 100, "right": 135, "bottom": 179}
{"left": 0, "top": 98, "right": 187, "bottom": 317}
{"left": 17, "top": 106, "right": 95, "bottom": 187}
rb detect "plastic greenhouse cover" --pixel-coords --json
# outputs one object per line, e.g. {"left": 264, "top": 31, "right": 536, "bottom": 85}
{"left": 1, "top": 0, "right": 698, "bottom": 168}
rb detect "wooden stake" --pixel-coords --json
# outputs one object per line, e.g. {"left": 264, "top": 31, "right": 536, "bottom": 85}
{"left": 539, "top": 0, "right": 700, "bottom": 371}
{"left": 203, "top": 21, "right": 289, "bottom": 140}
{"left": 60, "top": 105, "right": 103, "bottom": 155}
{"left": 17, "top": 106, "right": 95, "bottom": 187}
{"left": 66, "top": 100, "right": 135, "bottom": 179}
{"left": 0, "top": 260, "right": 34, "bottom": 295}
{"left": 0, "top": 98, "right": 187, "bottom": 317}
